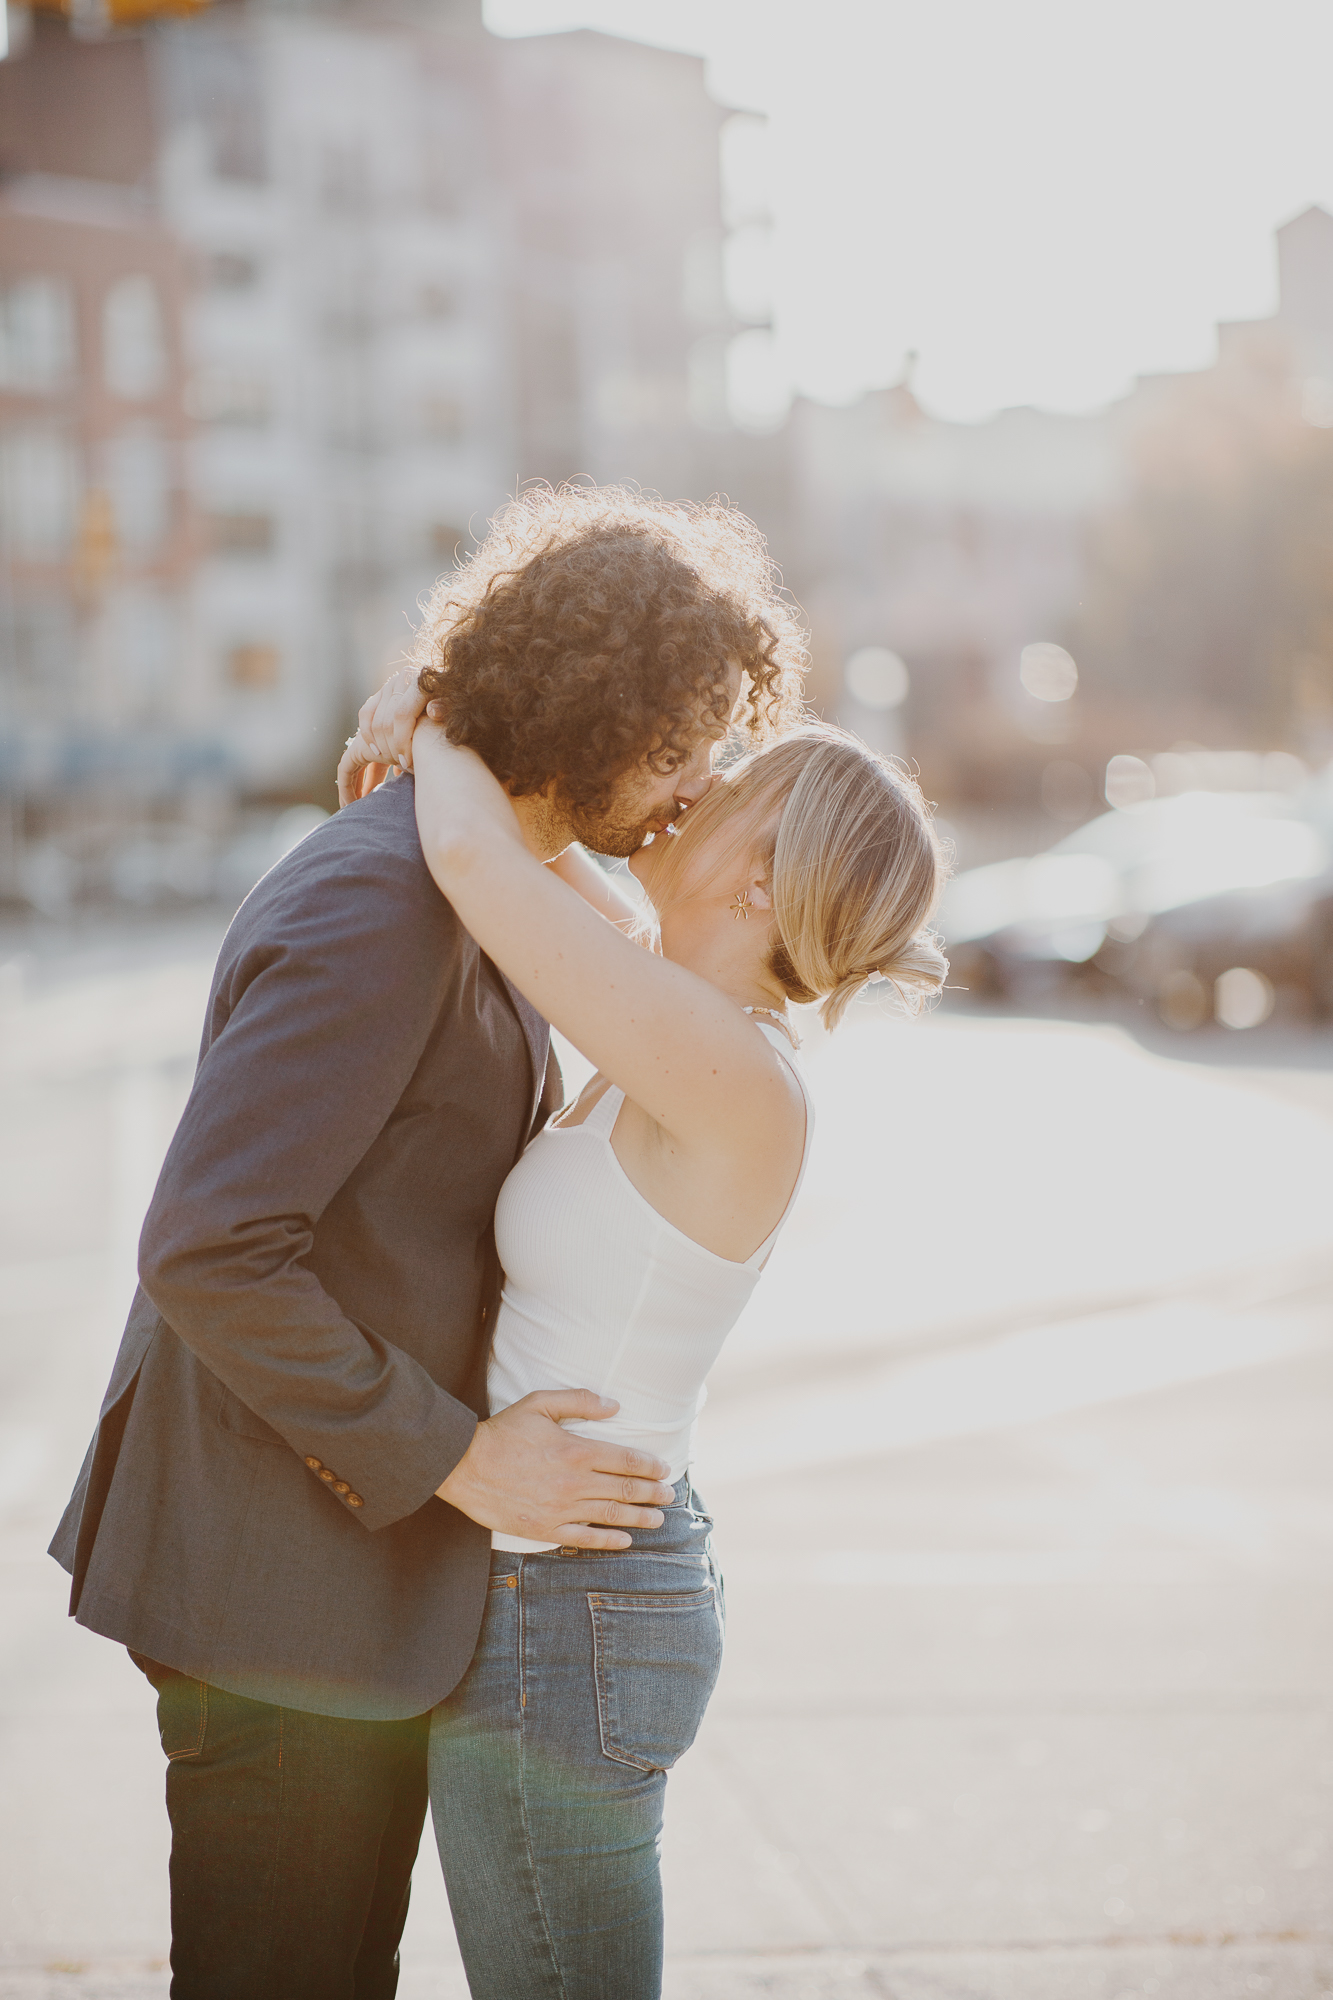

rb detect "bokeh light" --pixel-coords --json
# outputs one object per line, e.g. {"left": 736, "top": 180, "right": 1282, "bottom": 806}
{"left": 1105, "top": 754, "right": 1157, "bottom": 810}
{"left": 844, "top": 647, "right": 910, "bottom": 711}
{"left": 1159, "top": 968, "right": 1209, "bottom": 1031}
{"left": 1019, "top": 642, "right": 1079, "bottom": 703}
{"left": 1215, "top": 966, "right": 1275, "bottom": 1030}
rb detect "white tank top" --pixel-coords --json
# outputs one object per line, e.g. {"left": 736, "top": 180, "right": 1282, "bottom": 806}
{"left": 488, "top": 1020, "right": 814, "bottom": 1551}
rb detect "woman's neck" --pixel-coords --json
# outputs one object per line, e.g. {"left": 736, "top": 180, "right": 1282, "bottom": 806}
{"left": 659, "top": 942, "right": 788, "bottom": 1018}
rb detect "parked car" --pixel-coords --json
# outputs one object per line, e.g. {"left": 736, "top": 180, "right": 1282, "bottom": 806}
{"left": 1112, "top": 774, "right": 1333, "bottom": 1024}
{"left": 938, "top": 785, "right": 1333, "bottom": 1023}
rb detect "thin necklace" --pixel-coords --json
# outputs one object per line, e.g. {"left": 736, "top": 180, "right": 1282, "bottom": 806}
{"left": 742, "top": 1004, "right": 802, "bottom": 1050}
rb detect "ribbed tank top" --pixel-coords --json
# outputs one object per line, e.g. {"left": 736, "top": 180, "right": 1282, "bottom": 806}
{"left": 488, "top": 1020, "right": 814, "bottom": 1551}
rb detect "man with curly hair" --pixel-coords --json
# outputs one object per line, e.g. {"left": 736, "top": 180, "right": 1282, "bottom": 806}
{"left": 354, "top": 482, "right": 803, "bottom": 847}
{"left": 51, "top": 486, "right": 806, "bottom": 1997}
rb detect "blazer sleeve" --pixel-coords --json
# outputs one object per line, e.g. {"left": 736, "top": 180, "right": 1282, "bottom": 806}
{"left": 137, "top": 841, "right": 479, "bottom": 1533}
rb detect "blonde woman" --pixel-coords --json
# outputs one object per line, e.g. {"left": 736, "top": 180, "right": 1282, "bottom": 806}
{"left": 340, "top": 711, "right": 946, "bottom": 1998}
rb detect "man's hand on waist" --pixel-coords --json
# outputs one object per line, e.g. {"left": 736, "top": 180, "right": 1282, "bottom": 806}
{"left": 435, "top": 1390, "right": 673, "bottom": 1549}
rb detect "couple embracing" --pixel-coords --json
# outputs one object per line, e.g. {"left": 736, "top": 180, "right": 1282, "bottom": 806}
{"left": 51, "top": 486, "right": 947, "bottom": 2000}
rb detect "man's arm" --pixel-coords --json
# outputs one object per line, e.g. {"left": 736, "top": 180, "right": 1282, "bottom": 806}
{"left": 137, "top": 841, "right": 479, "bottom": 1532}
{"left": 139, "top": 831, "right": 674, "bottom": 1546}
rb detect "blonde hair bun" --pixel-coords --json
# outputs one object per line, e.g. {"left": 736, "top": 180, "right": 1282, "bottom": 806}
{"left": 844, "top": 931, "right": 951, "bottom": 1024}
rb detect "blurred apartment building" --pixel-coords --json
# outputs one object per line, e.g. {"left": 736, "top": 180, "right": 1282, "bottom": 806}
{"left": 0, "top": 0, "right": 739, "bottom": 908}
{"left": 0, "top": 11, "right": 205, "bottom": 908}
{"left": 789, "top": 204, "right": 1333, "bottom": 826}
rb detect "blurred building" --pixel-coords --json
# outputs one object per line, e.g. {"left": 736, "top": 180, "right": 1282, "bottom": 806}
{"left": 1266, "top": 203, "right": 1333, "bottom": 391}
{"left": 787, "top": 204, "right": 1333, "bottom": 824}
{"left": 150, "top": 0, "right": 513, "bottom": 801}
{"left": 10, "top": 2, "right": 1332, "bottom": 908}
{"left": 1066, "top": 204, "right": 1333, "bottom": 790}
{"left": 786, "top": 377, "right": 1120, "bottom": 805}
{"left": 495, "top": 27, "right": 735, "bottom": 490}
{"left": 0, "top": 0, "right": 737, "bottom": 906}
{"left": 0, "top": 15, "right": 202, "bottom": 910}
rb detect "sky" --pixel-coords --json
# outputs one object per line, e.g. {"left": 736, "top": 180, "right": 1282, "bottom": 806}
{"left": 485, "top": 0, "right": 1333, "bottom": 426}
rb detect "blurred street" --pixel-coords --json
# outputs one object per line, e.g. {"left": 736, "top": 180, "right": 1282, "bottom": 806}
{"left": 2, "top": 917, "right": 1331, "bottom": 1999}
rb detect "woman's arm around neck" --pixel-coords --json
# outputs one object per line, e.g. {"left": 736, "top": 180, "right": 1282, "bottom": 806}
{"left": 412, "top": 726, "right": 803, "bottom": 1164}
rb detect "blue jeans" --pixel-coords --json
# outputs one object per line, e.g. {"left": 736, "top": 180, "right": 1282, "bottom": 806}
{"left": 428, "top": 1480, "right": 724, "bottom": 2000}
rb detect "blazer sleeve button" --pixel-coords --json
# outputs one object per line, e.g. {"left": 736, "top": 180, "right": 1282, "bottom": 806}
{"left": 333, "top": 1482, "right": 350, "bottom": 1495}
{"left": 305, "top": 1457, "right": 323, "bottom": 1471}
{"left": 347, "top": 1494, "right": 364, "bottom": 1508}
{"left": 318, "top": 1469, "right": 336, "bottom": 1482}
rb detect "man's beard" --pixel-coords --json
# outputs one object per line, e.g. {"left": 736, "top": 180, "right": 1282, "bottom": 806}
{"left": 567, "top": 801, "right": 665, "bottom": 860}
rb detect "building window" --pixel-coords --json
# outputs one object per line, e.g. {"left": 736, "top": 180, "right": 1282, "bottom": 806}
{"left": 161, "top": 33, "right": 268, "bottom": 184}
{"left": 209, "top": 512, "right": 274, "bottom": 556}
{"left": 107, "top": 589, "right": 180, "bottom": 715}
{"left": 186, "top": 367, "right": 270, "bottom": 426}
{"left": 205, "top": 251, "right": 261, "bottom": 291}
{"left": 226, "top": 642, "right": 280, "bottom": 689}
{"left": 104, "top": 427, "right": 170, "bottom": 555}
{"left": 0, "top": 426, "right": 80, "bottom": 559}
{"left": 418, "top": 281, "right": 457, "bottom": 322}
{"left": 421, "top": 96, "right": 475, "bottom": 218}
{"left": 321, "top": 140, "right": 369, "bottom": 213}
{"left": 421, "top": 394, "right": 463, "bottom": 444}
{"left": 103, "top": 276, "right": 167, "bottom": 401}
{"left": 0, "top": 277, "right": 76, "bottom": 391}
{"left": 8, "top": 596, "right": 76, "bottom": 696}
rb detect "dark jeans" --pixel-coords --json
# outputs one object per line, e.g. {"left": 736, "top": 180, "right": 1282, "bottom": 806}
{"left": 133, "top": 1654, "right": 429, "bottom": 2000}
{"left": 429, "top": 1480, "right": 724, "bottom": 2000}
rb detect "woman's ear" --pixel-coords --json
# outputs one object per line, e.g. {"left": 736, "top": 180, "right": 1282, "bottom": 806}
{"left": 744, "top": 873, "right": 774, "bottom": 913}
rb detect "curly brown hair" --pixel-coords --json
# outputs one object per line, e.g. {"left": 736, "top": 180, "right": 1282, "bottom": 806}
{"left": 411, "top": 484, "right": 809, "bottom": 815}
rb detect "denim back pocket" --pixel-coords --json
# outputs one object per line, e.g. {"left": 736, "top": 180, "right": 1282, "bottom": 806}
{"left": 588, "top": 1583, "right": 724, "bottom": 1774}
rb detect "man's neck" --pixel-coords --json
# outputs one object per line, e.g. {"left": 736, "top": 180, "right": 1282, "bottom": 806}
{"left": 509, "top": 791, "right": 575, "bottom": 863}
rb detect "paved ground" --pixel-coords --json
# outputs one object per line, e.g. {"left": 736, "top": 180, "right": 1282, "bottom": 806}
{"left": 2, "top": 914, "right": 1331, "bottom": 1998}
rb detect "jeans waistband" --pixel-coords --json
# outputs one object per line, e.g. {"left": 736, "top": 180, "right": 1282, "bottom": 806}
{"left": 536, "top": 1475, "right": 712, "bottom": 1561}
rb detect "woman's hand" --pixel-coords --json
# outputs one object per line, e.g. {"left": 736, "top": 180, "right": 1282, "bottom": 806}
{"left": 336, "top": 733, "right": 393, "bottom": 807}
{"left": 336, "top": 667, "right": 440, "bottom": 808}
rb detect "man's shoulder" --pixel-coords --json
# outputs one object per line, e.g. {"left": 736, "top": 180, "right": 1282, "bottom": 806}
{"left": 228, "top": 777, "right": 457, "bottom": 953}
{"left": 307, "top": 772, "right": 425, "bottom": 870}
{"left": 269, "top": 776, "right": 437, "bottom": 896}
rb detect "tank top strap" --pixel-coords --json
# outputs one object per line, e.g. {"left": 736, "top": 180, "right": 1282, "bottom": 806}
{"left": 745, "top": 1022, "right": 815, "bottom": 1269}
{"left": 583, "top": 1080, "right": 625, "bottom": 1138}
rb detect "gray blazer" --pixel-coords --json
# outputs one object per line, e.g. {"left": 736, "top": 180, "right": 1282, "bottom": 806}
{"left": 49, "top": 774, "right": 559, "bottom": 1720}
